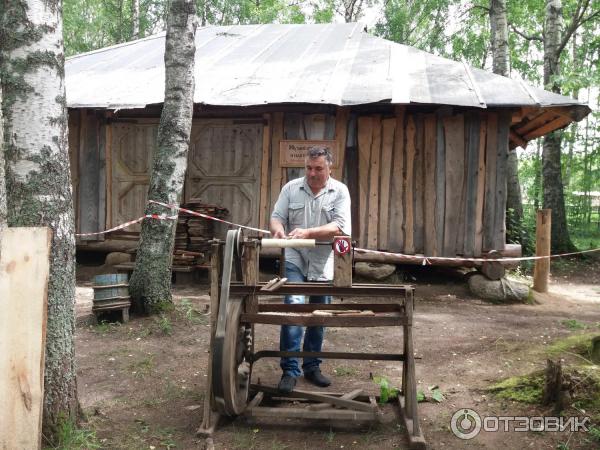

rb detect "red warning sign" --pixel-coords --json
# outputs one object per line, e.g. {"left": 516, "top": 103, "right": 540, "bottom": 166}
{"left": 333, "top": 237, "right": 351, "bottom": 255}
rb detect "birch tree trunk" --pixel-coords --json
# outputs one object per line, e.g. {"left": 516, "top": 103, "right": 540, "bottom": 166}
{"left": 132, "top": 0, "right": 140, "bottom": 39}
{"left": 490, "top": 0, "right": 525, "bottom": 246}
{"left": 0, "top": 0, "right": 77, "bottom": 442}
{"left": 129, "top": 0, "right": 197, "bottom": 312}
{"left": 542, "top": 0, "right": 573, "bottom": 252}
{"left": 0, "top": 83, "right": 6, "bottom": 231}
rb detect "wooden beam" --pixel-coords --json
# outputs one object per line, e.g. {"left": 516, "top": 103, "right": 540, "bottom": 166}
{"left": 483, "top": 113, "right": 498, "bottom": 251}
{"left": 474, "top": 116, "right": 487, "bottom": 256}
{"left": 0, "top": 228, "right": 52, "bottom": 450}
{"left": 367, "top": 116, "right": 382, "bottom": 249}
{"left": 533, "top": 209, "right": 551, "bottom": 293}
{"left": 379, "top": 118, "right": 395, "bottom": 250}
{"left": 514, "top": 110, "right": 556, "bottom": 135}
{"left": 105, "top": 111, "right": 113, "bottom": 228}
{"left": 357, "top": 116, "right": 373, "bottom": 247}
{"left": 463, "top": 113, "right": 480, "bottom": 257}
{"left": 333, "top": 107, "right": 350, "bottom": 181}
{"left": 258, "top": 113, "right": 271, "bottom": 232}
{"left": 413, "top": 115, "right": 424, "bottom": 253}
{"left": 442, "top": 114, "right": 465, "bottom": 256}
{"left": 494, "top": 111, "right": 510, "bottom": 250}
{"left": 523, "top": 115, "right": 572, "bottom": 141}
{"left": 509, "top": 130, "right": 528, "bottom": 149}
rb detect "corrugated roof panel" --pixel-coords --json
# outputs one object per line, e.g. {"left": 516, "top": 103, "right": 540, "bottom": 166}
{"left": 65, "top": 23, "right": 587, "bottom": 110}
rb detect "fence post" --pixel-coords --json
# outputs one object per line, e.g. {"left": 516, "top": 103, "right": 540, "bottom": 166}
{"left": 533, "top": 209, "right": 551, "bottom": 293}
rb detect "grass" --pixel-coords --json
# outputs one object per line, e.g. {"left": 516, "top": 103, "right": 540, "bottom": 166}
{"left": 324, "top": 428, "right": 335, "bottom": 443}
{"left": 488, "top": 371, "right": 545, "bottom": 403}
{"left": 93, "top": 320, "right": 121, "bottom": 334}
{"left": 561, "top": 319, "right": 586, "bottom": 330}
{"left": 333, "top": 366, "right": 358, "bottom": 377}
{"left": 546, "top": 333, "right": 595, "bottom": 359}
{"left": 231, "top": 426, "right": 260, "bottom": 449}
{"left": 128, "top": 355, "right": 154, "bottom": 378}
{"left": 176, "top": 298, "right": 207, "bottom": 325}
{"left": 156, "top": 314, "right": 173, "bottom": 335}
{"left": 46, "top": 418, "right": 101, "bottom": 450}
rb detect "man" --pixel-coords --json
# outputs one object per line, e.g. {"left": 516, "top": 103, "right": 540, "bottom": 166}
{"left": 270, "top": 146, "right": 351, "bottom": 393}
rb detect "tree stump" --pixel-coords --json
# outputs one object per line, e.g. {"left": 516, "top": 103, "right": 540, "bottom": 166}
{"left": 592, "top": 336, "right": 600, "bottom": 364}
{"left": 542, "top": 359, "right": 570, "bottom": 414}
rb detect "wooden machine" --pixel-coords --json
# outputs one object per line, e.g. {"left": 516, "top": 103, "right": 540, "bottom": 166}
{"left": 198, "top": 229, "right": 425, "bottom": 449}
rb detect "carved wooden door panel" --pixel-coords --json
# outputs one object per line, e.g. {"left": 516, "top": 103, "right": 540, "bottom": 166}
{"left": 111, "top": 121, "right": 158, "bottom": 232}
{"left": 186, "top": 119, "right": 262, "bottom": 236}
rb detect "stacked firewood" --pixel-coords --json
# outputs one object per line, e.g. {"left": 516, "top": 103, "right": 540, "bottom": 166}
{"left": 171, "top": 201, "right": 229, "bottom": 266}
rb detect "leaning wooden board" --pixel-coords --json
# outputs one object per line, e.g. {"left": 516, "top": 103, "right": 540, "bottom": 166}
{"left": 0, "top": 227, "right": 52, "bottom": 450}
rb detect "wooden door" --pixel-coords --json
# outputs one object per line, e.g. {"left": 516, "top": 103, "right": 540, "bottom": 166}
{"left": 186, "top": 119, "right": 263, "bottom": 236}
{"left": 111, "top": 121, "right": 158, "bottom": 232}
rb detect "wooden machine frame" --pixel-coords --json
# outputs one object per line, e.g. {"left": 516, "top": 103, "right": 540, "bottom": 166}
{"left": 197, "top": 229, "right": 426, "bottom": 449}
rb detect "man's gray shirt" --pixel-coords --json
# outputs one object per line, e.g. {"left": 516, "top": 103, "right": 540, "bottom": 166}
{"left": 271, "top": 176, "right": 351, "bottom": 281}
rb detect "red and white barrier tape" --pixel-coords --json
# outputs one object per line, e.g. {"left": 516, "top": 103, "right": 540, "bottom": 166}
{"left": 149, "top": 200, "right": 271, "bottom": 234}
{"left": 75, "top": 213, "right": 177, "bottom": 237}
{"left": 354, "top": 247, "right": 600, "bottom": 265}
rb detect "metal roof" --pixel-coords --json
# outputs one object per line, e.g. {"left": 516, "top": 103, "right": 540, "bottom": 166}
{"left": 65, "top": 23, "right": 589, "bottom": 111}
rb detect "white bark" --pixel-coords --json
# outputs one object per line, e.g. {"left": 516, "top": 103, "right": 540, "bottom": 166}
{"left": 0, "top": 83, "right": 6, "bottom": 231}
{"left": 132, "top": 0, "right": 140, "bottom": 39}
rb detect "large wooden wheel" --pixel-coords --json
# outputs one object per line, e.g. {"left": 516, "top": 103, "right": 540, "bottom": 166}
{"left": 220, "top": 298, "right": 252, "bottom": 415}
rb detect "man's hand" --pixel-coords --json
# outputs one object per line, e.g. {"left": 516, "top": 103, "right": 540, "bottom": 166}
{"left": 273, "top": 229, "right": 286, "bottom": 238}
{"left": 270, "top": 218, "right": 286, "bottom": 238}
{"left": 288, "top": 228, "right": 311, "bottom": 239}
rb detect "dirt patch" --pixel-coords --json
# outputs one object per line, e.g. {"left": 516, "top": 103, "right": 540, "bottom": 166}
{"left": 75, "top": 261, "right": 600, "bottom": 449}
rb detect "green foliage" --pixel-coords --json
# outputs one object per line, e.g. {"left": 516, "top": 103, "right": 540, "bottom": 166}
{"left": 546, "top": 333, "right": 595, "bottom": 359}
{"left": 488, "top": 372, "right": 545, "bottom": 403}
{"left": 47, "top": 417, "right": 101, "bottom": 450}
{"left": 373, "top": 376, "right": 399, "bottom": 404}
{"left": 176, "top": 298, "right": 207, "bottom": 324}
{"left": 156, "top": 314, "right": 173, "bottom": 335}
{"left": 588, "top": 425, "right": 600, "bottom": 443}
{"left": 560, "top": 319, "right": 586, "bottom": 330}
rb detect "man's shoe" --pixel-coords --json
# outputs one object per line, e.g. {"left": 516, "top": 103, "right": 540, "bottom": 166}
{"left": 304, "top": 369, "right": 331, "bottom": 387}
{"left": 278, "top": 374, "right": 297, "bottom": 394}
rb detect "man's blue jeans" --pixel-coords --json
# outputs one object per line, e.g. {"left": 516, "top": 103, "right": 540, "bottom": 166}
{"left": 280, "top": 261, "right": 331, "bottom": 377}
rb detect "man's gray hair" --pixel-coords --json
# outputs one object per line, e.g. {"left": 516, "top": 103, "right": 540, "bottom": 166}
{"left": 307, "top": 146, "right": 333, "bottom": 165}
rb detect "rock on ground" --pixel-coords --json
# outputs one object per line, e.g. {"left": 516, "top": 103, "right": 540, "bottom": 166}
{"left": 354, "top": 262, "right": 396, "bottom": 280}
{"left": 468, "top": 274, "right": 529, "bottom": 302}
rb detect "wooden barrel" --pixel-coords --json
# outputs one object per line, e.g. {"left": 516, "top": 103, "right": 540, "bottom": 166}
{"left": 92, "top": 274, "right": 130, "bottom": 303}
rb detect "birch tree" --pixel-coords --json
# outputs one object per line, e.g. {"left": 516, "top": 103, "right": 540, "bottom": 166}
{"left": 129, "top": 0, "right": 197, "bottom": 311}
{"left": 489, "top": 0, "right": 525, "bottom": 247}
{"left": 0, "top": 84, "right": 6, "bottom": 231}
{"left": 0, "top": 0, "right": 77, "bottom": 441}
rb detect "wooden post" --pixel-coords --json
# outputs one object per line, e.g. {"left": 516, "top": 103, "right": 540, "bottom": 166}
{"left": 333, "top": 236, "right": 352, "bottom": 287}
{"left": 533, "top": 209, "right": 551, "bottom": 293}
{"left": 242, "top": 241, "right": 259, "bottom": 314}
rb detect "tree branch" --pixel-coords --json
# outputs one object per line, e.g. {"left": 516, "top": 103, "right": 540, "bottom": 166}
{"left": 557, "top": 0, "right": 598, "bottom": 59}
{"left": 509, "top": 23, "right": 543, "bottom": 42}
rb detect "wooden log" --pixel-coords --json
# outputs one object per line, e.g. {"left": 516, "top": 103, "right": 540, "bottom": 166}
{"left": 333, "top": 107, "right": 350, "bottom": 181}
{"left": 483, "top": 113, "right": 498, "bottom": 251}
{"left": 523, "top": 115, "right": 572, "bottom": 141}
{"left": 413, "top": 115, "right": 425, "bottom": 253}
{"left": 403, "top": 115, "right": 416, "bottom": 254}
{"left": 533, "top": 209, "right": 551, "bottom": 293}
{"left": 474, "top": 116, "right": 487, "bottom": 256}
{"left": 270, "top": 112, "right": 285, "bottom": 214}
{"left": 514, "top": 110, "right": 556, "bottom": 135}
{"left": 309, "top": 389, "right": 364, "bottom": 411}
{"left": 379, "top": 118, "right": 395, "bottom": 250}
{"left": 357, "top": 116, "right": 373, "bottom": 247}
{"left": 368, "top": 115, "right": 382, "bottom": 249}
{"left": 480, "top": 251, "right": 506, "bottom": 280}
{"left": 0, "top": 228, "right": 52, "bottom": 450}
{"left": 423, "top": 114, "right": 437, "bottom": 256}
{"left": 258, "top": 113, "right": 271, "bottom": 232}
{"left": 389, "top": 106, "right": 405, "bottom": 251}
{"left": 442, "top": 114, "right": 465, "bottom": 255}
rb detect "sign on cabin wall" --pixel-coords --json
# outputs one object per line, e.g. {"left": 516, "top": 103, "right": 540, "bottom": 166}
{"left": 279, "top": 140, "right": 340, "bottom": 168}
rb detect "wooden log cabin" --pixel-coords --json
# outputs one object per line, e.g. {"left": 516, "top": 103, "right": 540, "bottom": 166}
{"left": 65, "top": 23, "right": 590, "bottom": 263}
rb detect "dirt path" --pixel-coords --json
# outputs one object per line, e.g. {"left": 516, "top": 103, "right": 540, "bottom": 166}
{"left": 75, "top": 261, "right": 600, "bottom": 449}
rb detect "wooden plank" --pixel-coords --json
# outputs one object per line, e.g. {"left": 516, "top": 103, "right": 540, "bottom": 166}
{"left": 435, "top": 111, "right": 448, "bottom": 255}
{"left": 244, "top": 406, "right": 377, "bottom": 421}
{"left": 345, "top": 115, "right": 359, "bottom": 235}
{"left": 514, "top": 110, "right": 556, "bottom": 135}
{"left": 463, "top": 113, "right": 481, "bottom": 257}
{"left": 258, "top": 113, "right": 271, "bottom": 232}
{"left": 270, "top": 112, "right": 285, "bottom": 214}
{"left": 494, "top": 111, "right": 510, "bottom": 250}
{"left": 483, "top": 113, "right": 498, "bottom": 251}
{"left": 0, "top": 227, "right": 51, "bottom": 450}
{"left": 309, "top": 388, "right": 364, "bottom": 411}
{"left": 389, "top": 107, "right": 405, "bottom": 251}
{"left": 105, "top": 112, "right": 113, "bottom": 228}
{"left": 474, "top": 116, "right": 487, "bottom": 256}
{"left": 97, "top": 115, "right": 107, "bottom": 241}
{"left": 240, "top": 313, "right": 405, "bottom": 327}
{"left": 357, "top": 116, "right": 373, "bottom": 247}
{"left": 333, "top": 107, "right": 350, "bottom": 181}
{"left": 378, "top": 118, "right": 395, "bottom": 250}
{"left": 403, "top": 115, "right": 416, "bottom": 254}
{"left": 68, "top": 112, "right": 80, "bottom": 233}
{"left": 442, "top": 115, "right": 465, "bottom": 256}
{"left": 413, "top": 115, "right": 425, "bottom": 254}
{"left": 258, "top": 303, "right": 401, "bottom": 312}
{"left": 423, "top": 114, "right": 437, "bottom": 256}
{"left": 367, "top": 115, "right": 382, "bottom": 249}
